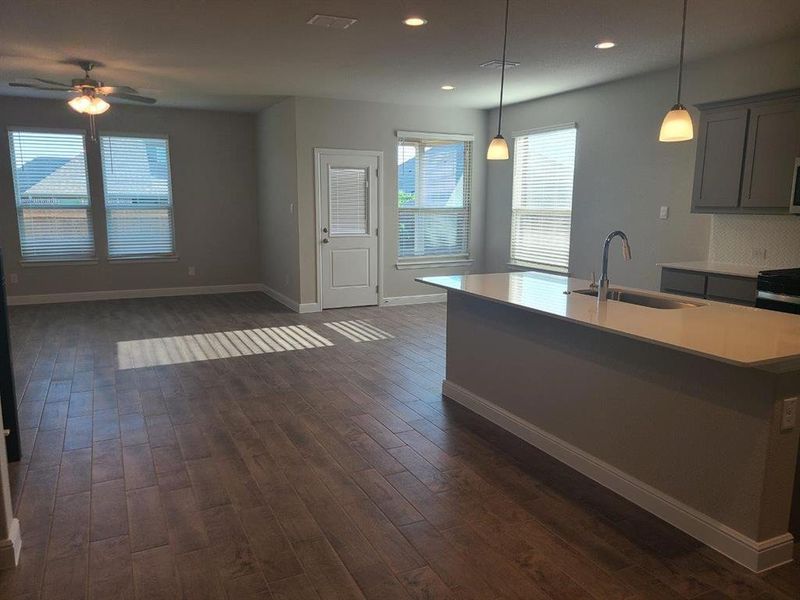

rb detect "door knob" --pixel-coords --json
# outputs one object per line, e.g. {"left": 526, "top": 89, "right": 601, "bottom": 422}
{"left": 322, "top": 227, "right": 329, "bottom": 233}
{"left": 322, "top": 238, "right": 329, "bottom": 244}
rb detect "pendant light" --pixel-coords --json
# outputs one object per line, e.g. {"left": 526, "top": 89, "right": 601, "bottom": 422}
{"left": 487, "top": 0, "right": 511, "bottom": 160}
{"left": 659, "top": 0, "right": 693, "bottom": 142}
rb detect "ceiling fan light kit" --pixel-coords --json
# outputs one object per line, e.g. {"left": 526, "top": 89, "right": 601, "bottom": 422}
{"left": 68, "top": 94, "right": 110, "bottom": 115}
{"left": 9, "top": 61, "right": 156, "bottom": 140}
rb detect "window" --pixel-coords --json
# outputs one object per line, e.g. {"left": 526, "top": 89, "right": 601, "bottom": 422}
{"left": 397, "top": 132, "right": 472, "bottom": 261}
{"left": 8, "top": 129, "right": 95, "bottom": 261}
{"left": 100, "top": 135, "right": 175, "bottom": 258}
{"left": 511, "top": 124, "right": 577, "bottom": 271}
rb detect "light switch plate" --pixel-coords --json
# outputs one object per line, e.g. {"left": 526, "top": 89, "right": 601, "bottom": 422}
{"left": 8, "top": 273, "right": 18, "bottom": 284}
{"left": 659, "top": 206, "right": 669, "bottom": 219}
{"left": 781, "top": 397, "right": 797, "bottom": 432}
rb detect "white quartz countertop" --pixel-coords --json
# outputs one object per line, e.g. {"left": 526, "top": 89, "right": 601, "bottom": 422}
{"left": 657, "top": 261, "right": 765, "bottom": 278}
{"left": 417, "top": 271, "right": 800, "bottom": 370}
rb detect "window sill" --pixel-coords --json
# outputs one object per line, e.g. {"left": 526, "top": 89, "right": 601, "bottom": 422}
{"left": 20, "top": 259, "right": 98, "bottom": 268}
{"left": 108, "top": 255, "right": 179, "bottom": 264}
{"left": 507, "top": 261, "right": 570, "bottom": 276}
{"left": 396, "top": 258, "right": 473, "bottom": 270}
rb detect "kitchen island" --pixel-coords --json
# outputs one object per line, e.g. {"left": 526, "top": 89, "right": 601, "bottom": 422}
{"left": 418, "top": 271, "right": 800, "bottom": 572}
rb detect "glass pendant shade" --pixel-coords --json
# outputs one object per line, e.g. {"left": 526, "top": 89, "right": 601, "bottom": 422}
{"left": 84, "top": 97, "right": 110, "bottom": 115}
{"left": 487, "top": 0, "right": 511, "bottom": 161}
{"left": 659, "top": 104, "right": 693, "bottom": 142}
{"left": 660, "top": 0, "right": 692, "bottom": 142}
{"left": 68, "top": 94, "right": 110, "bottom": 115}
{"left": 486, "top": 135, "right": 509, "bottom": 160}
{"left": 68, "top": 95, "right": 92, "bottom": 113}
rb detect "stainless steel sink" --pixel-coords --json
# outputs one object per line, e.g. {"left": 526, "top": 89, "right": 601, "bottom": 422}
{"left": 571, "top": 288, "right": 705, "bottom": 309}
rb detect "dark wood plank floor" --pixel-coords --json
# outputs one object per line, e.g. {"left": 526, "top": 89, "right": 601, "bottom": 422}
{"left": 1, "top": 292, "right": 798, "bottom": 599}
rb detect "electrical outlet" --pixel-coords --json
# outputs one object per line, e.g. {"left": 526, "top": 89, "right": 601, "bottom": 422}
{"left": 8, "top": 273, "right": 18, "bottom": 284}
{"left": 659, "top": 206, "right": 669, "bottom": 220}
{"left": 188, "top": 266, "right": 196, "bottom": 276}
{"left": 751, "top": 247, "right": 767, "bottom": 261}
{"left": 781, "top": 397, "right": 797, "bottom": 432}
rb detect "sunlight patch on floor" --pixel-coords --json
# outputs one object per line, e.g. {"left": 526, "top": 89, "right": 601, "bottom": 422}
{"left": 117, "top": 325, "right": 334, "bottom": 369}
{"left": 323, "top": 320, "right": 394, "bottom": 342}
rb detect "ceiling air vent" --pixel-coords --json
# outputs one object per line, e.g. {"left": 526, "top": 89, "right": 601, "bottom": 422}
{"left": 307, "top": 14, "right": 358, "bottom": 29}
{"left": 479, "top": 59, "right": 521, "bottom": 70}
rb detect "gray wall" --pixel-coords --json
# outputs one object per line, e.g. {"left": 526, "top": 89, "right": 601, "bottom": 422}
{"left": 0, "top": 96, "right": 259, "bottom": 297}
{"left": 484, "top": 37, "right": 800, "bottom": 291}
{"left": 256, "top": 97, "right": 300, "bottom": 301}
{"left": 292, "top": 96, "right": 489, "bottom": 304}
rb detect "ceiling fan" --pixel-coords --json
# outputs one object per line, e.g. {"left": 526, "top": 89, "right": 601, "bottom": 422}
{"left": 9, "top": 61, "right": 156, "bottom": 138}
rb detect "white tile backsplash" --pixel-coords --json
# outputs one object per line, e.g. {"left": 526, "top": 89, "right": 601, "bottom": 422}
{"left": 709, "top": 215, "right": 800, "bottom": 267}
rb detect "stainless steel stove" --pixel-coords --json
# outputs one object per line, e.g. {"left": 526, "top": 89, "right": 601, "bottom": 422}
{"left": 756, "top": 267, "right": 800, "bottom": 314}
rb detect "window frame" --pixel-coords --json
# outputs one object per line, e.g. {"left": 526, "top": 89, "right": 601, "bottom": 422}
{"left": 395, "top": 130, "right": 474, "bottom": 268}
{"left": 509, "top": 123, "right": 577, "bottom": 274}
{"left": 98, "top": 132, "right": 177, "bottom": 261}
{"left": 7, "top": 127, "right": 97, "bottom": 264}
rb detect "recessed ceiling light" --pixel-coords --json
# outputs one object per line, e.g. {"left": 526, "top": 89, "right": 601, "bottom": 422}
{"left": 594, "top": 41, "right": 616, "bottom": 49}
{"left": 404, "top": 16, "right": 427, "bottom": 27}
{"left": 441, "top": 84, "right": 455, "bottom": 91}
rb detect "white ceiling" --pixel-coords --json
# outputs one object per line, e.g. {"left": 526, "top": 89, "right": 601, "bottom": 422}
{"left": 1, "top": 0, "right": 799, "bottom": 112}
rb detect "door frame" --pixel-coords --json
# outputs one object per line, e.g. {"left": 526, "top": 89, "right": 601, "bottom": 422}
{"left": 313, "top": 148, "right": 384, "bottom": 309}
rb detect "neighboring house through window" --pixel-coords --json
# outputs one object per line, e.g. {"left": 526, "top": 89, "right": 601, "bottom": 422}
{"left": 397, "top": 132, "right": 472, "bottom": 263}
{"left": 100, "top": 135, "right": 176, "bottom": 258}
{"left": 7, "top": 129, "right": 95, "bottom": 261}
{"left": 6, "top": 130, "right": 176, "bottom": 263}
{"left": 510, "top": 124, "right": 577, "bottom": 271}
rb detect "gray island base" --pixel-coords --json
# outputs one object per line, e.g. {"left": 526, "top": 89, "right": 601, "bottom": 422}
{"left": 419, "top": 272, "right": 800, "bottom": 572}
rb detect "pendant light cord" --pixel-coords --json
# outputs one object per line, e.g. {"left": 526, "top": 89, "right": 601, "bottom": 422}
{"left": 676, "top": 0, "right": 688, "bottom": 106}
{"left": 497, "top": 0, "right": 510, "bottom": 136}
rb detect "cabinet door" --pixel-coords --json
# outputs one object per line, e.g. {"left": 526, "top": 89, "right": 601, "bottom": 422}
{"left": 691, "top": 109, "right": 749, "bottom": 211}
{"left": 740, "top": 102, "right": 800, "bottom": 210}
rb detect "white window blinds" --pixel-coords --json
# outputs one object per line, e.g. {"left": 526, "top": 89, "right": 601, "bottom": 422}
{"left": 397, "top": 134, "right": 472, "bottom": 259}
{"left": 511, "top": 125, "right": 577, "bottom": 270}
{"left": 329, "top": 167, "right": 369, "bottom": 236}
{"left": 100, "top": 135, "right": 175, "bottom": 258}
{"left": 8, "top": 130, "right": 95, "bottom": 261}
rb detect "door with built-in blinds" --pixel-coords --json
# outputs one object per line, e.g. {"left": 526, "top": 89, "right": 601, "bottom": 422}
{"left": 319, "top": 153, "right": 379, "bottom": 309}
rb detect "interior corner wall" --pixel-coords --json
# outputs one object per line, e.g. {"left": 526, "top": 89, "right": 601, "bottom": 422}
{"left": 0, "top": 96, "right": 260, "bottom": 297}
{"left": 484, "top": 36, "right": 800, "bottom": 292}
{"left": 256, "top": 97, "right": 301, "bottom": 302}
{"left": 291, "top": 96, "right": 490, "bottom": 305}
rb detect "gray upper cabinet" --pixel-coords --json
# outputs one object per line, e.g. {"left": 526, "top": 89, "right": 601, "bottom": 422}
{"left": 692, "top": 109, "right": 748, "bottom": 210}
{"left": 740, "top": 102, "right": 800, "bottom": 210}
{"left": 691, "top": 90, "right": 800, "bottom": 214}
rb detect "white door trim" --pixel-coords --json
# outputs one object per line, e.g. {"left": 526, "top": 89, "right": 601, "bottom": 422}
{"left": 314, "top": 148, "right": 384, "bottom": 309}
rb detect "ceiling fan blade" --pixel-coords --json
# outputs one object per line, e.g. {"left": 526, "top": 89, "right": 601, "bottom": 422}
{"left": 106, "top": 92, "right": 156, "bottom": 104}
{"left": 34, "top": 77, "right": 73, "bottom": 88}
{"left": 9, "top": 82, "right": 72, "bottom": 91}
{"left": 97, "top": 85, "right": 138, "bottom": 95}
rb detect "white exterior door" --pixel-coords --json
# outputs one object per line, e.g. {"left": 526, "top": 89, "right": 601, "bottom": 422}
{"left": 318, "top": 151, "right": 379, "bottom": 309}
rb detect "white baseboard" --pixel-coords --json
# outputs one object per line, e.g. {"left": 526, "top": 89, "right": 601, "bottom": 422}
{"left": 8, "top": 283, "right": 262, "bottom": 306}
{"left": 259, "top": 284, "right": 321, "bottom": 313}
{"left": 0, "top": 518, "right": 21, "bottom": 570}
{"left": 382, "top": 293, "right": 447, "bottom": 306}
{"left": 298, "top": 302, "right": 322, "bottom": 313}
{"left": 442, "top": 379, "right": 795, "bottom": 573}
